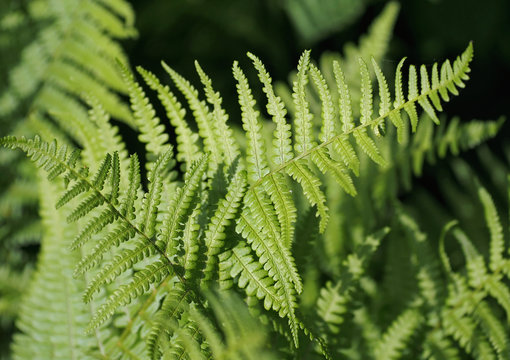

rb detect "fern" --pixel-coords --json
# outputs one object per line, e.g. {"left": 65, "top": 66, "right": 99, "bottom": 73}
{"left": 3, "top": 1, "right": 507, "bottom": 359}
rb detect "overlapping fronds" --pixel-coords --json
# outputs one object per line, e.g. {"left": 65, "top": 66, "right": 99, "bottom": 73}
{"left": 0, "top": 0, "right": 136, "bottom": 128}
{"left": 1, "top": 34, "right": 476, "bottom": 356}
{"left": 4, "top": 0, "right": 503, "bottom": 357}
{"left": 11, "top": 175, "right": 97, "bottom": 360}
{"left": 167, "top": 290, "right": 278, "bottom": 360}
{"left": 437, "top": 186, "right": 510, "bottom": 359}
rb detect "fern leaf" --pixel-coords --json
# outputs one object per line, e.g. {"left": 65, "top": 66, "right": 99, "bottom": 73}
{"left": 309, "top": 64, "right": 335, "bottom": 142}
{"left": 219, "top": 243, "right": 280, "bottom": 311}
{"left": 262, "top": 173, "right": 297, "bottom": 248}
{"left": 119, "top": 153, "right": 141, "bottom": 218}
{"left": 118, "top": 62, "right": 170, "bottom": 162}
{"left": 393, "top": 57, "right": 406, "bottom": 109}
{"left": 333, "top": 135, "right": 360, "bottom": 176}
{"left": 317, "top": 281, "right": 349, "bottom": 334}
{"left": 55, "top": 179, "right": 90, "bottom": 209}
{"left": 418, "top": 65, "right": 440, "bottom": 124}
{"left": 162, "top": 61, "right": 223, "bottom": 166}
{"left": 87, "top": 260, "right": 172, "bottom": 332}
{"left": 478, "top": 185, "right": 505, "bottom": 272}
{"left": 73, "top": 223, "right": 135, "bottom": 277}
{"left": 70, "top": 207, "right": 117, "bottom": 250}
{"left": 286, "top": 159, "right": 329, "bottom": 232}
{"left": 0, "top": 136, "right": 79, "bottom": 180}
{"left": 138, "top": 66, "right": 201, "bottom": 166}
{"left": 180, "top": 205, "right": 201, "bottom": 280}
{"left": 372, "top": 57, "right": 400, "bottom": 138}
{"left": 475, "top": 300, "right": 510, "bottom": 357}
{"left": 233, "top": 61, "right": 270, "bottom": 182}
{"left": 333, "top": 60, "right": 355, "bottom": 133}
{"left": 243, "top": 187, "right": 281, "bottom": 250}
{"left": 292, "top": 50, "right": 314, "bottom": 154}
{"left": 108, "top": 151, "right": 121, "bottom": 203}
{"left": 236, "top": 211, "right": 300, "bottom": 347}
{"left": 374, "top": 308, "right": 422, "bottom": 360}
{"left": 311, "top": 147, "right": 356, "bottom": 196}
{"left": 484, "top": 276, "right": 510, "bottom": 322}
{"left": 203, "top": 164, "right": 247, "bottom": 280}
{"left": 11, "top": 175, "right": 95, "bottom": 360}
{"left": 66, "top": 192, "right": 105, "bottom": 223}
{"left": 147, "top": 283, "right": 192, "bottom": 360}
{"left": 244, "top": 186, "right": 302, "bottom": 293}
{"left": 372, "top": 58, "right": 391, "bottom": 119}
{"left": 139, "top": 148, "right": 175, "bottom": 237}
{"left": 195, "top": 61, "right": 239, "bottom": 165}
{"left": 160, "top": 154, "right": 209, "bottom": 257}
{"left": 247, "top": 52, "right": 293, "bottom": 166}
{"left": 352, "top": 128, "right": 387, "bottom": 167}
{"left": 83, "top": 242, "right": 155, "bottom": 303}
{"left": 359, "top": 58, "right": 373, "bottom": 126}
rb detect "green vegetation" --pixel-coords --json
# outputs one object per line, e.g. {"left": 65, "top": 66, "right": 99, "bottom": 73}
{"left": 1, "top": 1, "right": 509, "bottom": 359}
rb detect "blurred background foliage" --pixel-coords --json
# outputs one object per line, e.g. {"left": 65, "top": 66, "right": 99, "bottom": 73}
{"left": 0, "top": 0, "right": 509, "bottom": 357}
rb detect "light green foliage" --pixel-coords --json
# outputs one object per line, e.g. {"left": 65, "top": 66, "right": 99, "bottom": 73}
{"left": 1, "top": 1, "right": 508, "bottom": 359}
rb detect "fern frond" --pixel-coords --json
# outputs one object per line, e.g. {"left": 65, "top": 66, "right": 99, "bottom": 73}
{"left": 292, "top": 50, "right": 314, "bottom": 154}
{"left": 147, "top": 283, "right": 192, "bottom": 360}
{"left": 70, "top": 206, "right": 116, "bottom": 250}
{"left": 261, "top": 173, "right": 297, "bottom": 248}
{"left": 87, "top": 259, "right": 172, "bottom": 332}
{"left": 195, "top": 61, "right": 240, "bottom": 166}
{"left": 318, "top": 227, "right": 387, "bottom": 334}
{"left": 286, "top": 160, "right": 329, "bottom": 232}
{"left": 11, "top": 174, "right": 97, "bottom": 360}
{"left": 159, "top": 154, "right": 209, "bottom": 257}
{"left": 478, "top": 185, "right": 505, "bottom": 271}
{"left": 247, "top": 52, "right": 293, "bottom": 166}
{"left": 219, "top": 243, "right": 279, "bottom": 311}
{"left": 317, "top": 281, "right": 349, "bottom": 334}
{"left": 374, "top": 308, "right": 422, "bottom": 360}
{"left": 236, "top": 210, "right": 300, "bottom": 347}
{"left": 203, "top": 163, "right": 247, "bottom": 281}
{"left": 118, "top": 63, "right": 170, "bottom": 163}
{"left": 233, "top": 61, "right": 270, "bottom": 182}
{"left": 83, "top": 241, "right": 155, "bottom": 303}
{"left": 475, "top": 300, "right": 510, "bottom": 357}
{"left": 139, "top": 147, "right": 175, "bottom": 237}
{"left": 73, "top": 223, "right": 135, "bottom": 277}
{"left": 162, "top": 61, "right": 223, "bottom": 166}
{"left": 138, "top": 66, "right": 201, "bottom": 167}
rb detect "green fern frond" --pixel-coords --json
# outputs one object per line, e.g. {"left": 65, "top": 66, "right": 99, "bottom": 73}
{"left": 87, "top": 259, "right": 172, "bottom": 331}
{"left": 118, "top": 62, "right": 170, "bottom": 163}
{"left": 219, "top": 243, "right": 279, "bottom": 311}
{"left": 233, "top": 61, "right": 270, "bottom": 182}
{"left": 286, "top": 160, "right": 329, "bottom": 232}
{"left": 195, "top": 61, "right": 240, "bottom": 166}
{"left": 203, "top": 163, "right": 247, "bottom": 281}
{"left": 374, "top": 307, "right": 422, "bottom": 360}
{"left": 83, "top": 241, "right": 155, "bottom": 303}
{"left": 147, "top": 283, "right": 192, "bottom": 360}
{"left": 292, "top": 50, "right": 314, "bottom": 154}
{"left": 159, "top": 154, "right": 209, "bottom": 257}
{"left": 138, "top": 66, "right": 201, "bottom": 167}
{"left": 478, "top": 185, "right": 505, "bottom": 272}
{"left": 139, "top": 147, "right": 175, "bottom": 237}
{"left": 11, "top": 174, "right": 96, "bottom": 360}
{"left": 162, "top": 61, "right": 223, "bottom": 167}
{"left": 236, "top": 210, "right": 300, "bottom": 347}
{"left": 261, "top": 173, "right": 297, "bottom": 248}
{"left": 317, "top": 227, "right": 387, "bottom": 334}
